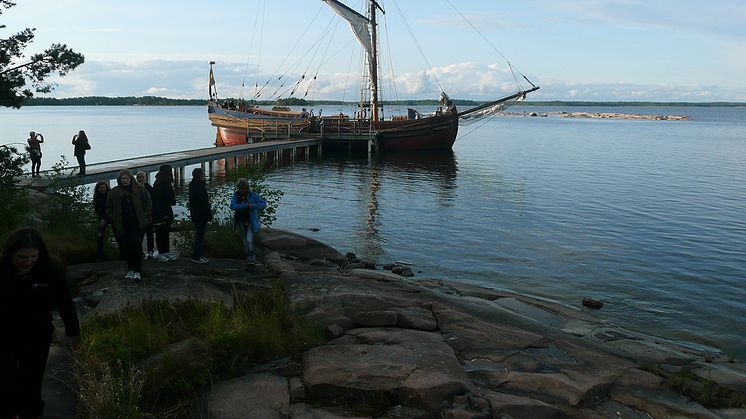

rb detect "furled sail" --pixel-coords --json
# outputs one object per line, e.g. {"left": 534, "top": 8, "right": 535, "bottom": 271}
{"left": 458, "top": 86, "right": 540, "bottom": 125}
{"left": 321, "top": 0, "right": 374, "bottom": 70}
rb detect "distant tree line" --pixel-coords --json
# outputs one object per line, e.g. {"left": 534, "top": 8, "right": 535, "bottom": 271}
{"left": 21, "top": 96, "right": 746, "bottom": 107}
{"left": 521, "top": 101, "right": 746, "bottom": 107}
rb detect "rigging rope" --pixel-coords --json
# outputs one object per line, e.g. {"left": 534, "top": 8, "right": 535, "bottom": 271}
{"left": 253, "top": 5, "right": 326, "bottom": 99}
{"left": 240, "top": 0, "right": 264, "bottom": 100}
{"left": 390, "top": 0, "right": 443, "bottom": 93}
{"left": 442, "top": 0, "right": 535, "bottom": 89}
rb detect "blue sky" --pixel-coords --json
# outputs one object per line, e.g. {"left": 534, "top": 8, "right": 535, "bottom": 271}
{"left": 3, "top": 0, "right": 746, "bottom": 101}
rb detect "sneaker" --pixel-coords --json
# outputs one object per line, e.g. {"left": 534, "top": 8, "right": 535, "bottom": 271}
{"left": 125, "top": 271, "right": 134, "bottom": 279}
{"left": 156, "top": 254, "right": 170, "bottom": 262}
{"left": 200, "top": 257, "right": 210, "bottom": 263}
{"left": 146, "top": 251, "right": 154, "bottom": 259}
{"left": 191, "top": 258, "right": 207, "bottom": 264}
{"left": 167, "top": 253, "right": 179, "bottom": 261}
{"left": 132, "top": 272, "right": 142, "bottom": 283}
{"left": 245, "top": 260, "right": 256, "bottom": 270}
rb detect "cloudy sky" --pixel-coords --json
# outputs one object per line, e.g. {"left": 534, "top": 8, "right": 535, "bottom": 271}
{"left": 3, "top": 0, "right": 746, "bottom": 102}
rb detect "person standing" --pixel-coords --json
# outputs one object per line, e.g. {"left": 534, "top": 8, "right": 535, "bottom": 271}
{"left": 135, "top": 171, "right": 156, "bottom": 259}
{"left": 0, "top": 228, "right": 80, "bottom": 418}
{"left": 151, "top": 164, "right": 178, "bottom": 262}
{"left": 72, "top": 130, "right": 90, "bottom": 175}
{"left": 93, "top": 181, "right": 112, "bottom": 260}
{"left": 26, "top": 131, "right": 44, "bottom": 177}
{"left": 188, "top": 168, "right": 213, "bottom": 263}
{"left": 107, "top": 169, "right": 152, "bottom": 282}
{"left": 230, "top": 178, "right": 267, "bottom": 269}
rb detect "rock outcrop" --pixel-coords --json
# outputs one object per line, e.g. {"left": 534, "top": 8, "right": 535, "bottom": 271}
{"left": 61, "top": 228, "right": 745, "bottom": 418}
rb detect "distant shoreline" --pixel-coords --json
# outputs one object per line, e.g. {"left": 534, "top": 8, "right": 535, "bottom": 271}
{"left": 20, "top": 96, "right": 746, "bottom": 107}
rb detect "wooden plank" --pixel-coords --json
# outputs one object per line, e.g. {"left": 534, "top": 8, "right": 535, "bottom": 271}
{"left": 19, "top": 138, "right": 320, "bottom": 189}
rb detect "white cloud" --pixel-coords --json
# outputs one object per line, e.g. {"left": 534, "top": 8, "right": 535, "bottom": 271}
{"left": 36, "top": 59, "right": 746, "bottom": 102}
{"left": 146, "top": 87, "right": 170, "bottom": 94}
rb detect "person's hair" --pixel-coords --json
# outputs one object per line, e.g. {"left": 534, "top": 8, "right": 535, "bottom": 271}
{"left": 94, "top": 180, "right": 110, "bottom": 195}
{"left": 117, "top": 169, "right": 134, "bottom": 187}
{"left": 236, "top": 178, "right": 250, "bottom": 192}
{"left": 78, "top": 130, "right": 88, "bottom": 142}
{"left": 192, "top": 168, "right": 203, "bottom": 180}
{"left": 1, "top": 228, "right": 52, "bottom": 275}
{"left": 154, "top": 164, "right": 173, "bottom": 188}
{"left": 135, "top": 171, "right": 148, "bottom": 184}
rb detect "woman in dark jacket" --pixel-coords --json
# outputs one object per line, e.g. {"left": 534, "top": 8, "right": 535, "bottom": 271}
{"left": 151, "top": 164, "right": 177, "bottom": 261}
{"left": 135, "top": 171, "right": 155, "bottom": 259}
{"left": 0, "top": 228, "right": 80, "bottom": 418}
{"left": 188, "top": 168, "right": 213, "bottom": 263}
{"left": 107, "top": 169, "right": 152, "bottom": 282}
{"left": 93, "top": 180, "right": 111, "bottom": 259}
{"left": 71, "top": 130, "right": 90, "bottom": 175}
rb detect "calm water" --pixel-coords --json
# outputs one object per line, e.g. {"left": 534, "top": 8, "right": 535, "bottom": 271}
{"left": 2, "top": 105, "right": 745, "bottom": 357}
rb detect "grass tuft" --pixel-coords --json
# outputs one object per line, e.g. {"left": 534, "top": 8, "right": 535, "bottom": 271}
{"left": 75, "top": 282, "right": 325, "bottom": 414}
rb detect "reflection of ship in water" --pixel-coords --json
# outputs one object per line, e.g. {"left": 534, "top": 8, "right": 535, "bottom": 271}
{"left": 352, "top": 150, "right": 459, "bottom": 259}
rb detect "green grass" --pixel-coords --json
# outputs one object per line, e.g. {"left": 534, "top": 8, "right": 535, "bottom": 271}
{"left": 76, "top": 282, "right": 325, "bottom": 414}
{"left": 642, "top": 364, "right": 746, "bottom": 408}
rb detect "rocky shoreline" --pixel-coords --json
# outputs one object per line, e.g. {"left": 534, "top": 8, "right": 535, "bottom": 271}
{"left": 49, "top": 228, "right": 745, "bottom": 418}
{"left": 505, "top": 111, "right": 691, "bottom": 121}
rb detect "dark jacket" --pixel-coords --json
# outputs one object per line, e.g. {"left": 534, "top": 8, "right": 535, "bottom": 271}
{"left": 72, "top": 136, "right": 89, "bottom": 157}
{"left": 0, "top": 262, "right": 80, "bottom": 339}
{"left": 93, "top": 191, "right": 109, "bottom": 220}
{"left": 107, "top": 183, "right": 152, "bottom": 232}
{"left": 188, "top": 179, "right": 213, "bottom": 224}
{"left": 151, "top": 182, "right": 175, "bottom": 223}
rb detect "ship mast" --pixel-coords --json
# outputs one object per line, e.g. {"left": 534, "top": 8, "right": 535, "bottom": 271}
{"left": 369, "top": 0, "right": 380, "bottom": 122}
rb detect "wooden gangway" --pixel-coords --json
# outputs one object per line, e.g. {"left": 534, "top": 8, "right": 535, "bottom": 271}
{"left": 21, "top": 137, "right": 321, "bottom": 190}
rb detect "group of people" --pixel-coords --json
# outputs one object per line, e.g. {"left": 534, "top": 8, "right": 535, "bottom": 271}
{"left": 93, "top": 165, "right": 181, "bottom": 281}
{"left": 0, "top": 172, "right": 267, "bottom": 416}
{"left": 93, "top": 165, "right": 267, "bottom": 281}
{"left": 26, "top": 129, "right": 90, "bottom": 176}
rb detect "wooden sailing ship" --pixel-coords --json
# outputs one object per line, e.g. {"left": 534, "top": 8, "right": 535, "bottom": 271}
{"left": 207, "top": 0, "right": 539, "bottom": 151}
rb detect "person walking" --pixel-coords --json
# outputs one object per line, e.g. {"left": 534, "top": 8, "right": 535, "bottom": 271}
{"left": 151, "top": 164, "right": 178, "bottom": 262}
{"left": 229, "top": 178, "right": 267, "bottom": 269}
{"left": 0, "top": 228, "right": 80, "bottom": 418}
{"left": 135, "top": 171, "right": 156, "bottom": 259}
{"left": 188, "top": 168, "right": 213, "bottom": 264}
{"left": 26, "top": 131, "right": 44, "bottom": 177}
{"left": 107, "top": 169, "right": 152, "bottom": 282}
{"left": 71, "top": 130, "right": 91, "bottom": 175}
{"left": 93, "top": 181, "right": 112, "bottom": 260}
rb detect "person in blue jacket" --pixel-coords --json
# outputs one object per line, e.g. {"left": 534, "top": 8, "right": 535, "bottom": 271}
{"left": 229, "top": 178, "right": 267, "bottom": 269}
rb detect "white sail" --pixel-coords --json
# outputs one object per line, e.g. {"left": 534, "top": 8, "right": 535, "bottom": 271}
{"left": 322, "top": 0, "right": 374, "bottom": 69}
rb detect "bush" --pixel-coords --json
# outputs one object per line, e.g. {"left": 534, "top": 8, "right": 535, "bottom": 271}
{"left": 76, "top": 283, "right": 325, "bottom": 413}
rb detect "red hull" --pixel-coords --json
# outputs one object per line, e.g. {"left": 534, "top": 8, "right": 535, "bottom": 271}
{"left": 374, "top": 112, "right": 459, "bottom": 151}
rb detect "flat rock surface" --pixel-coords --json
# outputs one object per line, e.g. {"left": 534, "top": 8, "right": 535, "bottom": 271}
{"left": 45, "top": 229, "right": 744, "bottom": 417}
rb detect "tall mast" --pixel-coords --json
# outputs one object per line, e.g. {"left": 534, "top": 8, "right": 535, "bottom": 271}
{"left": 369, "top": 0, "right": 379, "bottom": 122}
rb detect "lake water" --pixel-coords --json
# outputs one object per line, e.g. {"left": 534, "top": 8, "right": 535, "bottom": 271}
{"left": 2, "top": 105, "right": 745, "bottom": 358}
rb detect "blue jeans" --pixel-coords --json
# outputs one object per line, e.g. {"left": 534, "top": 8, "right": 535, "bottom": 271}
{"left": 238, "top": 223, "right": 256, "bottom": 261}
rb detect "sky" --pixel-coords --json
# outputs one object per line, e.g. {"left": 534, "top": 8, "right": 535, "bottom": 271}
{"left": 3, "top": 0, "right": 746, "bottom": 102}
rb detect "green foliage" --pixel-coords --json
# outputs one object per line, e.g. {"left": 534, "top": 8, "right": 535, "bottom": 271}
{"left": 77, "top": 286, "right": 325, "bottom": 411}
{"left": 44, "top": 156, "right": 93, "bottom": 232}
{"left": 1, "top": 1, "right": 84, "bottom": 107}
{"left": 276, "top": 97, "right": 309, "bottom": 106}
{"left": 642, "top": 363, "right": 746, "bottom": 408}
{"left": 25, "top": 96, "right": 207, "bottom": 106}
{"left": 0, "top": 144, "right": 30, "bottom": 232}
